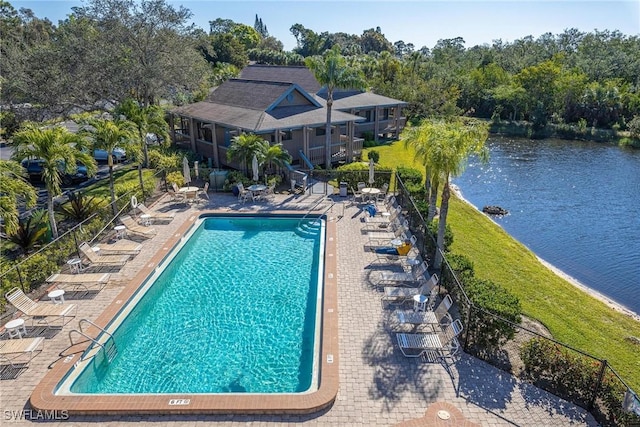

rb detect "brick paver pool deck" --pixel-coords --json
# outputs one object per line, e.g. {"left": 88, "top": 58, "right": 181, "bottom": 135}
{"left": 0, "top": 191, "right": 598, "bottom": 426}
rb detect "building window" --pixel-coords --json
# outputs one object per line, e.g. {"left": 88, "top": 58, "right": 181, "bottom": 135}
{"left": 382, "top": 108, "right": 390, "bottom": 120}
{"left": 365, "top": 110, "right": 375, "bottom": 123}
{"left": 281, "top": 130, "right": 293, "bottom": 141}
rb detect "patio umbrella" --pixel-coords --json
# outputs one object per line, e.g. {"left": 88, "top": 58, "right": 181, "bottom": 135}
{"left": 194, "top": 161, "right": 199, "bottom": 179}
{"left": 368, "top": 158, "right": 375, "bottom": 185}
{"left": 183, "top": 156, "right": 191, "bottom": 185}
{"left": 252, "top": 155, "right": 259, "bottom": 182}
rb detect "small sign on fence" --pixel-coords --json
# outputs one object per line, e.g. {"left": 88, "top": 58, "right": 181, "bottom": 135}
{"left": 623, "top": 389, "right": 640, "bottom": 416}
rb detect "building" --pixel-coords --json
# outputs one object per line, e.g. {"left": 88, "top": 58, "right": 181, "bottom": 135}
{"left": 169, "top": 65, "right": 407, "bottom": 169}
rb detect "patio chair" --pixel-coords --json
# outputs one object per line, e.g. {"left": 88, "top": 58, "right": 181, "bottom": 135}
{"left": 351, "top": 186, "right": 365, "bottom": 204}
{"left": 237, "top": 183, "right": 253, "bottom": 203}
{"left": 263, "top": 183, "right": 276, "bottom": 202}
{"left": 381, "top": 277, "right": 438, "bottom": 309}
{"left": 5, "top": 287, "right": 77, "bottom": 328}
{"left": 137, "top": 203, "right": 175, "bottom": 222}
{"left": 169, "top": 183, "right": 186, "bottom": 203}
{"left": 396, "top": 319, "right": 464, "bottom": 359}
{"left": 376, "top": 183, "right": 389, "bottom": 204}
{"left": 94, "top": 239, "right": 142, "bottom": 256}
{"left": 375, "top": 260, "right": 429, "bottom": 287}
{"left": 198, "top": 182, "right": 210, "bottom": 203}
{"left": 79, "top": 242, "right": 128, "bottom": 268}
{"left": 0, "top": 335, "right": 45, "bottom": 369}
{"left": 119, "top": 215, "right": 157, "bottom": 239}
{"left": 395, "top": 294, "right": 454, "bottom": 329}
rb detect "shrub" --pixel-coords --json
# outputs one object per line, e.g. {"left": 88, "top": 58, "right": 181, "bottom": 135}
{"left": 396, "top": 166, "right": 422, "bottom": 186}
{"left": 520, "top": 337, "right": 639, "bottom": 425}
{"left": 367, "top": 150, "right": 380, "bottom": 163}
{"left": 463, "top": 276, "right": 521, "bottom": 357}
{"left": 165, "top": 171, "right": 185, "bottom": 188}
{"left": 627, "top": 115, "right": 640, "bottom": 139}
{"left": 335, "top": 162, "right": 392, "bottom": 190}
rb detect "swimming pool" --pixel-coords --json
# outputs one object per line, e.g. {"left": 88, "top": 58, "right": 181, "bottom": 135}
{"left": 57, "top": 215, "right": 324, "bottom": 396}
{"left": 32, "top": 210, "right": 338, "bottom": 414}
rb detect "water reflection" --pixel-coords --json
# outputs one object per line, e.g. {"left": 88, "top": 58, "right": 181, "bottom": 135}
{"left": 453, "top": 136, "right": 640, "bottom": 315}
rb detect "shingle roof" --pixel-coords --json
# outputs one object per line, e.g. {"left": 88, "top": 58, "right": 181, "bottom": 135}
{"left": 207, "top": 80, "right": 293, "bottom": 110}
{"left": 172, "top": 102, "right": 363, "bottom": 132}
{"left": 332, "top": 92, "right": 409, "bottom": 110}
{"left": 239, "top": 65, "right": 322, "bottom": 94}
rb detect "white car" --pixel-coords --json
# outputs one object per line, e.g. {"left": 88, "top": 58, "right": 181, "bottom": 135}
{"left": 94, "top": 147, "right": 126, "bottom": 162}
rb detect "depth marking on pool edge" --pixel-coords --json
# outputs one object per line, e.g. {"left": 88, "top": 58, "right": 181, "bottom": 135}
{"left": 168, "top": 399, "right": 191, "bottom": 406}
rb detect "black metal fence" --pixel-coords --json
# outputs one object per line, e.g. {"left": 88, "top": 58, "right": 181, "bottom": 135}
{"left": 0, "top": 167, "right": 166, "bottom": 316}
{"left": 393, "top": 174, "right": 640, "bottom": 427}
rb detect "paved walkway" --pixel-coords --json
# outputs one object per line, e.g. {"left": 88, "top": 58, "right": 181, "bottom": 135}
{"left": 0, "top": 191, "right": 598, "bottom": 426}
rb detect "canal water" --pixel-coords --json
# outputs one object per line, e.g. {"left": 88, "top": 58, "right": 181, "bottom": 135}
{"left": 453, "top": 136, "right": 640, "bottom": 315}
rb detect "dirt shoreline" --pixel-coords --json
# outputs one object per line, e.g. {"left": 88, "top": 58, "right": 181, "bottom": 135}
{"left": 451, "top": 184, "right": 640, "bottom": 323}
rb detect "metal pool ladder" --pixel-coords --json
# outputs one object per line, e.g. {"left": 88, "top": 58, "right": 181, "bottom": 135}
{"left": 69, "top": 318, "right": 118, "bottom": 363}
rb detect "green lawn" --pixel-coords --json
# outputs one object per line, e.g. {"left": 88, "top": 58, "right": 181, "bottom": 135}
{"left": 364, "top": 141, "right": 640, "bottom": 391}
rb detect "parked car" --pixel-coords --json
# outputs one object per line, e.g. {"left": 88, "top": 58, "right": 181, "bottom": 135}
{"left": 94, "top": 147, "right": 126, "bottom": 162}
{"left": 21, "top": 159, "right": 89, "bottom": 185}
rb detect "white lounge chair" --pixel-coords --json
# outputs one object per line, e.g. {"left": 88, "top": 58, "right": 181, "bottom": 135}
{"left": 79, "top": 242, "right": 128, "bottom": 268}
{"left": 137, "top": 203, "right": 175, "bottom": 222}
{"left": 369, "top": 235, "right": 418, "bottom": 266}
{"left": 395, "top": 294, "right": 454, "bottom": 329}
{"left": 95, "top": 239, "right": 142, "bottom": 256}
{"left": 396, "top": 319, "right": 464, "bottom": 360}
{"left": 0, "top": 336, "right": 45, "bottom": 369}
{"left": 120, "top": 215, "right": 156, "bottom": 238}
{"left": 46, "top": 272, "right": 111, "bottom": 294}
{"left": 5, "top": 287, "right": 77, "bottom": 328}
{"left": 375, "top": 260, "right": 428, "bottom": 287}
{"left": 381, "top": 276, "right": 438, "bottom": 309}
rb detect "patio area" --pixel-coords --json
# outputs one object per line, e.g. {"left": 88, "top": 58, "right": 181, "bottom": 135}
{"left": 0, "top": 190, "right": 598, "bottom": 426}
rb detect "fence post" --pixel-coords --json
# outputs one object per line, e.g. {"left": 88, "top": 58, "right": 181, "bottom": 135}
{"left": 463, "top": 302, "right": 473, "bottom": 352}
{"left": 588, "top": 359, "right": 608, "bottom": 411}
{"left": 72, "top": 229, "right": 81, "bottom": 259}
{"left": 16, "top": 266, "right": 26, "bottom": 293}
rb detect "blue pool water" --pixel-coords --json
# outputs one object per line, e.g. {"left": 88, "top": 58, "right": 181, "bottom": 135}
{"left": 65, "top": 216, "right": 324, "bottom": 394}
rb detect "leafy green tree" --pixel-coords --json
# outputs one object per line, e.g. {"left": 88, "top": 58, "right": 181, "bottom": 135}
{"left": 230, "top": 24, "right": 261, "bottom": 50}
{"left": 73, "top": 0, "right": 208, "bottom": 106}
{"left": 79, "top": 118, "right": 135, "bottom": 215}
{"left": 402, "top": 124, "right": 438, "bottom": 223}
{"left": 305, "top": 46, "right": 366, "bottom": 168}
{"left": 360, "top": 27, "right": 393, "bottom": 54}
{"left": 12, "top": 126, "right": 97, "bottom": 238}
{"left": 5, "top": 209, "right": 49, "bottom": 255}
{"left": 0, "top": 159, "right": 38, "bottom": 233}
{"left": 290, "top": 23, "right": 329, "bottom": 57}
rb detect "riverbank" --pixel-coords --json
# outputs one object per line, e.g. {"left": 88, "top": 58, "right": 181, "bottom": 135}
{"left": 451, "top": 184, "right": 640, "bottom": 323}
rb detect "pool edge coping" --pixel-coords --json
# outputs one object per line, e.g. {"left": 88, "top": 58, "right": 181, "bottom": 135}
{"left": 29, "top": 209, "right": 338, "bottom": 415}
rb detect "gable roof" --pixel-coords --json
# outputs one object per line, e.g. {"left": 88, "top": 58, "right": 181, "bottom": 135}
{"left": 239, "top": 65, "right": 322, "bottom": 94}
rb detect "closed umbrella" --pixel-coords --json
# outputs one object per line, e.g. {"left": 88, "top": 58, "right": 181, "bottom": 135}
{"left": 183, "top": 156, "right": 191, "bottom": 185}
{"left": 368, "top": 158, "right": 375, "bottom": 185}
{"left": 252, "top": 155, "right": 259, "bottom": 182}
{"left": 194, "top": 161, "right": 199, "bottom": 179}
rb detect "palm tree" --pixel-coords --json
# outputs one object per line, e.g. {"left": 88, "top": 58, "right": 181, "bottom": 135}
{"left": 414, "top": 119, "right": 489, "bottom": 269}
{"left": 80, "top": 118, "right": 135, "bottom": 216}
{"left": 0, "top": 159, "right": 37, "bottom": 234}
{"left": 305, "top": 45, "right": 366, "bottom": 168}
{"left": 12, "top": 126, "right": 97, "bottom": 238}
{"left": 262, "top": 143, "right": 292, "bottom": 179}
{"left": 115, "top": 99, "right": 170, "bottom": 192}
{"left": 227, "top": 133, "right": 269, "bottom": 177}
{"left": 402, "top": 123, "right": 440, "bottom": 223}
